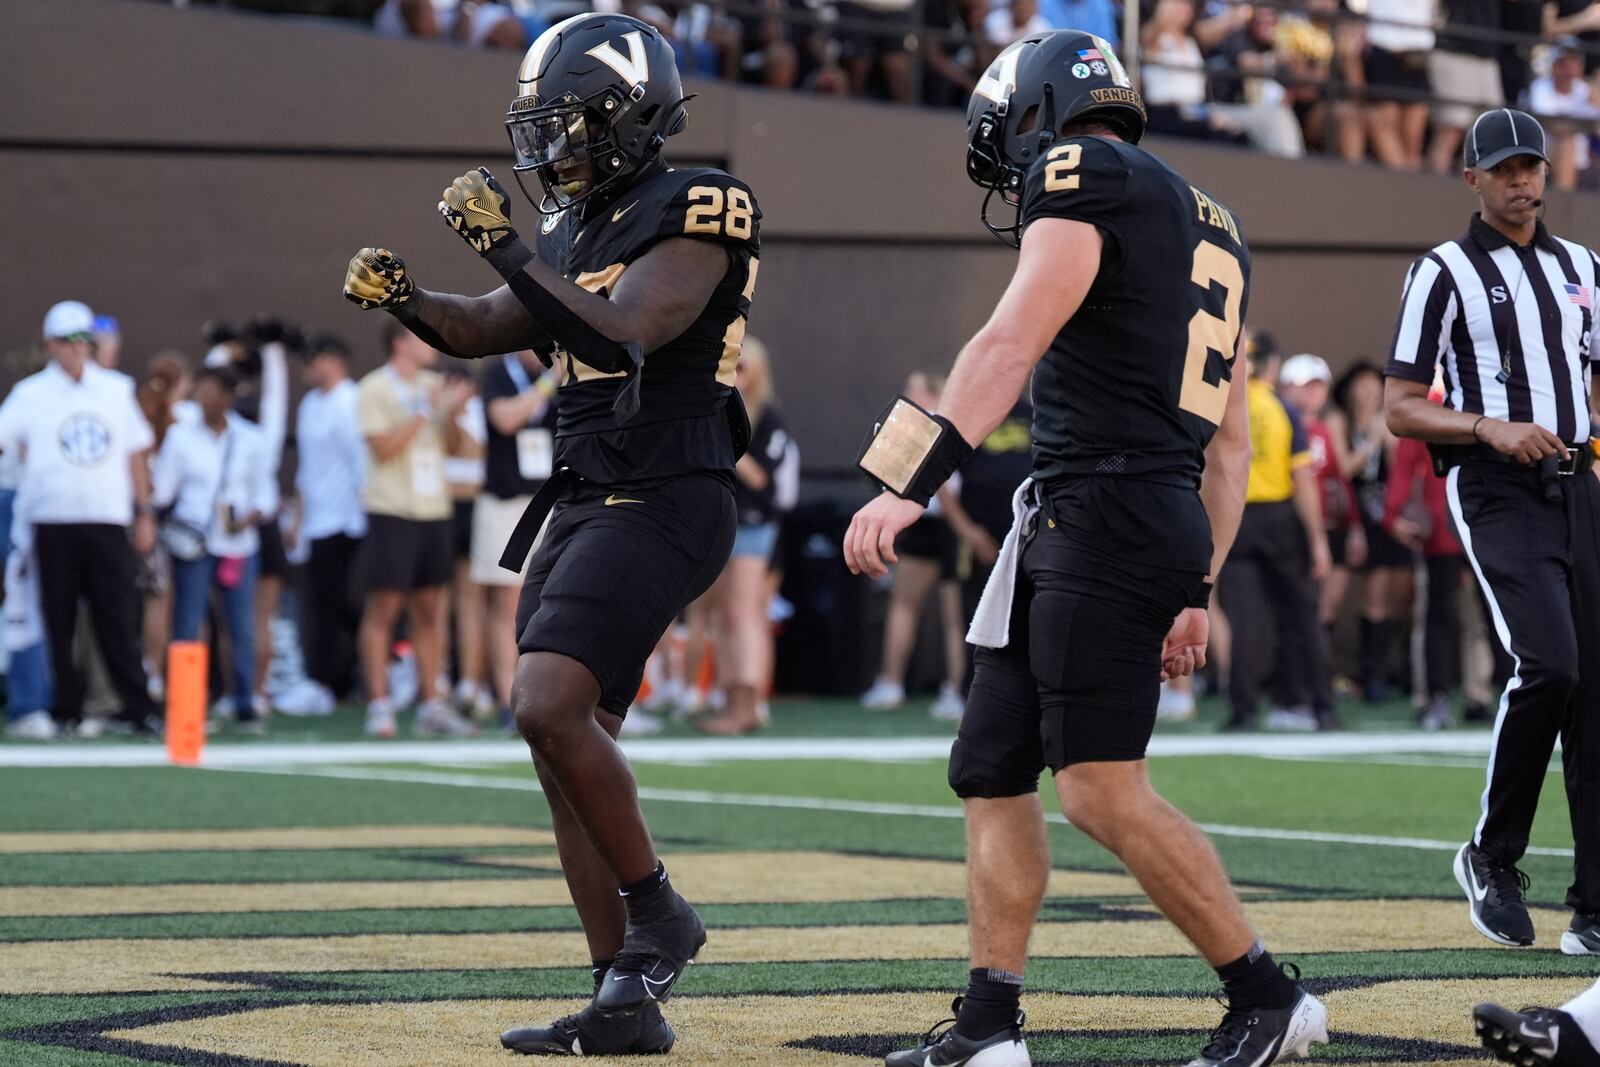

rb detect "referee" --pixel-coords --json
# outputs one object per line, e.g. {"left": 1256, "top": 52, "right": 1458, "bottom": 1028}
{"left": 1386, "top": 107, "right": 1600, "bottom": 956}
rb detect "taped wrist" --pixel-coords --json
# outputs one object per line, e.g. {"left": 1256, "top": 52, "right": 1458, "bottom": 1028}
{"left": 488, "top": 249, "right": 644, "bottom": 422}
{"left": 857, "top": 396, "right": 973, "bottom": 506}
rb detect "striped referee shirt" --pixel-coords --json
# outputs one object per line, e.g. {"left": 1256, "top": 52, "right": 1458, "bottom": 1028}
{"left": 1387, "top": 215, "right": 1596, "bottom": 444}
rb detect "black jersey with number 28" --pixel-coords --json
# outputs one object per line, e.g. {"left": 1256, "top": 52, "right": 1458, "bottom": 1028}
{"left": 1022, "top": 135, "right": 1251, "bottom": 487}
{"left": 533, "top": 165, "right": 761, "bottom": 488}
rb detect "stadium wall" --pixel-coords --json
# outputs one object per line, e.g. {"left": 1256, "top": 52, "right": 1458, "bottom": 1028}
{"left": 7, "top": 0, "right": 1600, "bottom": 473}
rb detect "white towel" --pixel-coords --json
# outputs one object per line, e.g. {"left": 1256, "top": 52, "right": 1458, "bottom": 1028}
{"left": 966, "top": 478, "right": 1038, "bottom": 649}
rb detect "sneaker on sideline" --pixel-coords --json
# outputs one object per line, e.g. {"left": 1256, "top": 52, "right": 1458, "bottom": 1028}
{"left": 5, "top": 710, "right": 58, "bottom": 740}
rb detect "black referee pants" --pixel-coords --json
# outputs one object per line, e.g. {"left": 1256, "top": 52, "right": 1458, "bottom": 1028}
{"left": 33, "top": 523, "right": 156, "bottom": 726}
{"left": 1218, "top": 500, "right": 1329, "bottom": 723}
{"left": 1448, "top": 460, "right": 1600, "bottom": 913}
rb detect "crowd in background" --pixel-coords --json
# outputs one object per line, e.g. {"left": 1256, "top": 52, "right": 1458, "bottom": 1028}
{"left": 0, "top": 302, "right": 1571, "bottom": 738}
{"left": 0, "top": 304, "right": 798, "bottom": 740}
{"left": 160, "top": 0, "right": 1600, "bottom": 180}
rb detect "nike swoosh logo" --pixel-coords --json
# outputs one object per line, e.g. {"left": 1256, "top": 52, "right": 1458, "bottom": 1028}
{"left": 641, "top": 972, "right": 674, "bottom": 998}
{"left": 1468, "top": 864, "right": 1490, "bottom": 902}
{"left": 612, "top": 200, "right": 640, "bottom": 223}
{"left": 1245, "top": 1033, "right": 1283, "bottom": 1067}
{"left": 605, "top": 495, "right": 643, "bottom": 506}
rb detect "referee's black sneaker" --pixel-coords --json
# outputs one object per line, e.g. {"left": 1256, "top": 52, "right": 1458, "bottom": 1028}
{"left": 1563, "top": 912, "right": 1600, "bottom": 956}
{"left": 1473, "top": 1003, "right": 1600, "bottom": 1066}
{"left": 594, "top": 891, "right": 705, "bottom": 1011}
{"left": 500, "top": 1001, "right": 675, "bottom": 1056}
{"left": 883, "top": 999, "right": 1031, "bottom": 1067}
{"left": 1455, "top": 843, "right": 1536, "bottom": 946}
{"left": 1183, "top": 986, "right": 1329, "bottom": 1066}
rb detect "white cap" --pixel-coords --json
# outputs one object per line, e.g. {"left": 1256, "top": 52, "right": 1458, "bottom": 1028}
{"left": 42, "top": 300, "right": 94, "bottom": 339}
{"left": 1280, "top": 353, "right": 1331, "bottom": 387}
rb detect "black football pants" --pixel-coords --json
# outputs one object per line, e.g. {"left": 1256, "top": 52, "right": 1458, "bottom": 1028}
{"left": 1447, "top": 460, "right": 1600, "bottom": 914}
{"left": 33, "top": 522, "right": 157, "bottom": 726}
{"left": 300, "top": 532, "right": 364, "bottom": 699}
{"left": 1219, "top": 500, "right": 1330, "bottom": 722}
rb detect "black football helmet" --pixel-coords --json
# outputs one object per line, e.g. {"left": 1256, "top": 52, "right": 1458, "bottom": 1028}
{"left": 965, "top": 30, "right": 1146, "bottom": 246}
{"left": 506, "top": 13, "right": 688, "bottom": 215}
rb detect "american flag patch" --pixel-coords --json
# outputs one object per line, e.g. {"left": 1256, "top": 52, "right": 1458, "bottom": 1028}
{"left": 1566, "top": 283, "right": 1592, "bottom": 309}
{"left": 1077, "top": 47, "right": 1104, "bottom": 60}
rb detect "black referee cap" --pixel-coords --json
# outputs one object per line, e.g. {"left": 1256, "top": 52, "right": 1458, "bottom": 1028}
{"left": 1464, "top": 108, "right": 1550, "bottom": 170}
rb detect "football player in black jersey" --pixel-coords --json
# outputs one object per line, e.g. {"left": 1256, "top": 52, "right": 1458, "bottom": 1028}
{"left": 846, "top": 31, "right": 1328, "bottom": 1067}
{"left": 343, "top": 13, "right": 759, "bottom": 1056}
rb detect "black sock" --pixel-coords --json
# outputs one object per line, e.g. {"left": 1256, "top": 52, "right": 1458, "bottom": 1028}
{"left": 619, "top": 862, "right": 675, "bottom": 921}
{"left": 591, "top": 957, "right": 615, "bottom": 995}
{"left": 1216, "top": 943, "right": 1297, "bottom": 1011}
{"left": 953, "top": 967, "right": 1023, "bottom": 1041}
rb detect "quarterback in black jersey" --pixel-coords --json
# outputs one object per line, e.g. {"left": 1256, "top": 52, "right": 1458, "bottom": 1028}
{"left": 846, "top": 31, "right": 1329, "bottom": 1067}
{"left": 343, "top": 13, "right": 758, "bottom": 1056}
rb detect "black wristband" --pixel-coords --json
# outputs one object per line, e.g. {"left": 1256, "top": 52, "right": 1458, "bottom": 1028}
{"left": 484, "top": 234, "right": 535, "bottom": 279}
{"left": 1189, "top": 580, "right": 1213, "bottom": 610}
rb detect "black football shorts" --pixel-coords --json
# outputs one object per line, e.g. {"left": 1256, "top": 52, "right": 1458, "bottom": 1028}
{"left": 515, "top": 472, "right": 735, "bottom": 717}
{"left": 947, "top": 519, "right": 1204, "bottom": 798}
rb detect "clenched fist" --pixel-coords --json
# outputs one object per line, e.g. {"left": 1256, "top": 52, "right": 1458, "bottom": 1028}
{"left": 343, "top": 247, "right": 415, "bottom": 310}
{"left": 439, "top": 167, "right": 517, "bottom": 254}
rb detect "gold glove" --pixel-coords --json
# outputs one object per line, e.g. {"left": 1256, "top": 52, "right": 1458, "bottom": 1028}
{"left": 439, "top": 167, "right": 517, "bottom": 254}
{"left": 343, "top": 247, "right": 414, "bottom": 310}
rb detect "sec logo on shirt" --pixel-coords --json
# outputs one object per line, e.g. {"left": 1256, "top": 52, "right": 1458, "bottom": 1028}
{"left": 58, "top": 413, "right": 112, "bottom": 467}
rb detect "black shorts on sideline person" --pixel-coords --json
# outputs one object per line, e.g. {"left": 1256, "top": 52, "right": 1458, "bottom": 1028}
{"left": 515, "top": 472, "right": 736, "bottom": 717}
{"left": 363, "top": 513, "right": 453, "bottom": 591}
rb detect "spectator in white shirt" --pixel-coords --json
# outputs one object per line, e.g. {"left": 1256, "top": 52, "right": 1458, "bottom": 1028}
{"left": 0, "top": 301, "right": 160, "bottom": 734}
{"left": 291, "top": 335, "right": 368, "bottom": 704}
{"left": 153, "top": 367, "right": 275, "bottom": 731}
{"left": 1528, "top": 39, "right": 1600, "bottom": 189}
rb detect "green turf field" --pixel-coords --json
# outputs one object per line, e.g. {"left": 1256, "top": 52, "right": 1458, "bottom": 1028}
{"left": 1, "top": 697, "right": 1593, "bottom": 1065}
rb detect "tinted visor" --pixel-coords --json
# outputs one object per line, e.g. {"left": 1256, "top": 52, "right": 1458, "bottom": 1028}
{"left": 507, "top": 105, "right": 590, "bottom": 171}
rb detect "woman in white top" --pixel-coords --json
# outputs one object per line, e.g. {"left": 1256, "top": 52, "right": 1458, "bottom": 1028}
{"left": 1140, "top": 0, "right": 1251, "bottom": 144}
{"left": 153, "top": 367, "right": 274, "bottom": 730}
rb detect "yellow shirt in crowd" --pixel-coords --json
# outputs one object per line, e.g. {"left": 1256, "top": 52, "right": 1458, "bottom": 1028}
{"left": 357, "top": 365, "right": 453, "bottom": 522}
{"left": 1245, "top": 378, "right": 1313, "bottom": 505}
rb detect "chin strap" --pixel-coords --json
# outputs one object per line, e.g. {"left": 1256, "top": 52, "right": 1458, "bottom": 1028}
{"left": 483, "top": 237, "right": 644, "bottom": 423}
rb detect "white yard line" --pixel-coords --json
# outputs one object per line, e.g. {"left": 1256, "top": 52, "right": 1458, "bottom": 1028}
{"left": 208, "top": 763, "right": 1576, "bottom": 859}
{"left": 0, "top": 729, "right": 1507, "bottom": 769}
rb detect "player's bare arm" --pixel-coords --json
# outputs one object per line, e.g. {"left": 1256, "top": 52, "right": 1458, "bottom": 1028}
{"left": 843, "top": 217, "right": 1102, "bottom": 580}
{"left": 1386, "top": 376, "right": 1568, "bottom": 462}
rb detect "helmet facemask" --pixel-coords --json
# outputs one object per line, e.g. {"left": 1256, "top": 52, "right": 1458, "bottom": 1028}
{"left": 507, "top": 85, "right": 641, "bottom": 215}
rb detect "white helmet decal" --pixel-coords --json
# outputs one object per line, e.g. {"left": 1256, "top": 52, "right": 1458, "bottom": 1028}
{"left": 974, "top": 42, "right": 1024, "bottom": 107}
{"left": 587, "top": 31, "right": 651, "bottom": 90}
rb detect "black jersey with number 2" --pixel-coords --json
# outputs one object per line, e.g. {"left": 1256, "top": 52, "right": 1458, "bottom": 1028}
{"left": 1023, "top": 135, "right": 1251, "bottom": 487}
{"left": 533, "top": 165, "right": 761, "bottom": 488}
{"left": 1019, "top": 135, "right": 1251, "bottom": 573}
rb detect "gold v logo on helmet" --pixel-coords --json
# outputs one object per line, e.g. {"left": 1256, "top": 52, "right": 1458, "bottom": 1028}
{"left": 587, "top": 31, "right": 650, "bottom": 90}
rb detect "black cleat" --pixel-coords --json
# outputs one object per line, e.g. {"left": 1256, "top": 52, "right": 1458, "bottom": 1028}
{"left": 594, "top": 890, "right": 706, "bottom": 1012}
{"left": 500, "top": 1001, "right": 675, "bottom": 1056}
{"left": 1184, "top": 987, "right": 1329, "bottom": 1066}
{"left": 1474, "top": 1003, "right": 1600, "bottom": 1066}
{"left": 1562, "top": 912, "right": 1600, "bottom": 956}
{"left": 884, "top": 998, "right": 1031, "bottom": 1067}
{"left": 1455, "top": 843, "right": 1536, "bottom": 946}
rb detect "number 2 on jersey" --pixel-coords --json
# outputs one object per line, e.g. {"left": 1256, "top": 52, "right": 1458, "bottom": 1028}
{"left": 684, "top": 186, "right": 754, "bottom": 239}
{"left": 1180, "top": 240, "right": 1243, "bottom": 426}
